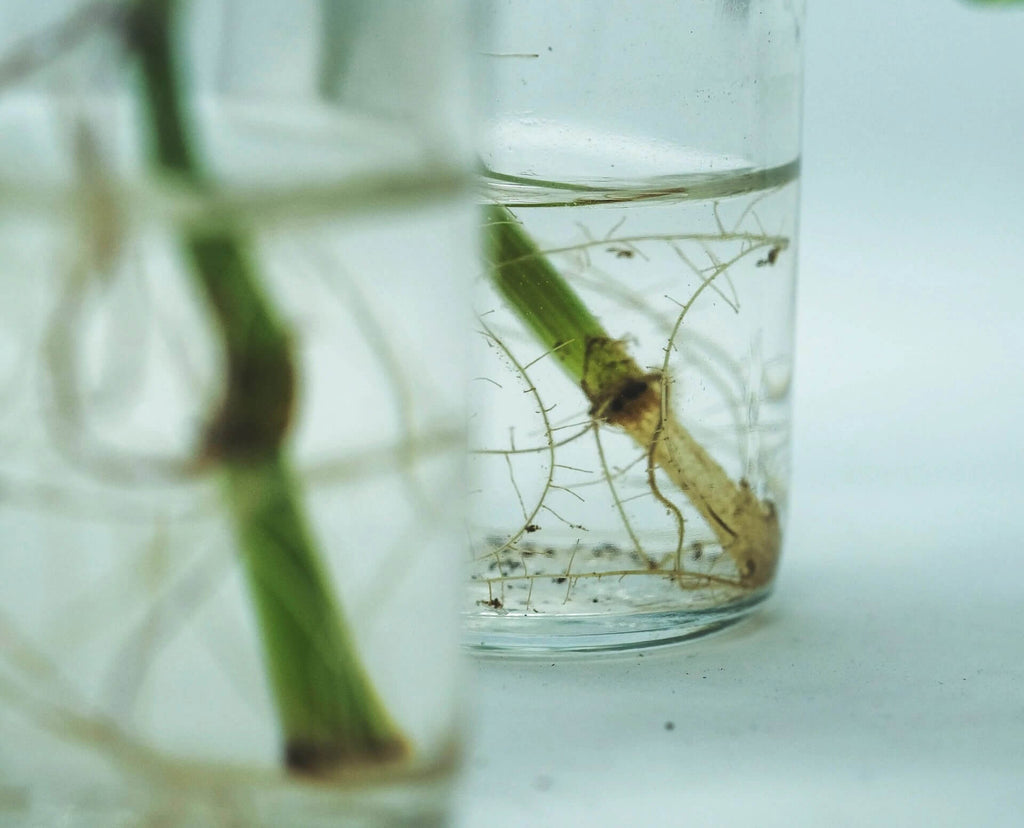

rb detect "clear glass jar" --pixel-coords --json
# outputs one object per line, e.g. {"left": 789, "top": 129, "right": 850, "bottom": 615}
{"left": 0, "top": 1, "right": 472, "bottom": 824}
{"left": 467, "top": 0, "right": 804, "bottom": 651}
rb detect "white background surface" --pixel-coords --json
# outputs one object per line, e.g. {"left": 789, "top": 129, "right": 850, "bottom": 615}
{"left": 455, "top": 1, "right": 1024, "bottom": 824}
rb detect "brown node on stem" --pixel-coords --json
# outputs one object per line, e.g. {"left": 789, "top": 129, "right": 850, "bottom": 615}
{"left": 587, "top": 372, "right": 663, "bottom": 433}
{"left": 202, "top": 348, "right": 297, "bottom": 463}
{"left": 580, "top": 335, "right": 660, "bottom": 426}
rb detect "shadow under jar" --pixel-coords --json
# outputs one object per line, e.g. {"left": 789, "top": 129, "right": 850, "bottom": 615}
{"left": 467, "top": 0, "right": 804, "bottom": 652}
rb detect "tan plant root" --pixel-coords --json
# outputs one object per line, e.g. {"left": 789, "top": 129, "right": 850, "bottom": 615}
{"left": 593, "top": 373, "right": 779, "bottom": 589}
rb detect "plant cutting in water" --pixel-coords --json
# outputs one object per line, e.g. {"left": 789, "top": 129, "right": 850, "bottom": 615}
{"left": 124, "top": 0, "right": 405, "bottom": 773}
{"left": 471, "top": 171, "right": 797, "bottom": 616}
{"left": 0, "top": 0, "right": 417, "bottom": 784}
{"left": 485, "top": 203, "right": 783, "bottom": 587}
{"left": 466, "top": 0, "right": 806, "bottom": 651}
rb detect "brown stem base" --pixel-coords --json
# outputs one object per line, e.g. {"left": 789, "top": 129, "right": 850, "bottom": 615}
{"left": 595, "top": 375, "right": 780, "bottom": 590}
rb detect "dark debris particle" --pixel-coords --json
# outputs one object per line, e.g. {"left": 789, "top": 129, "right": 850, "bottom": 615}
{"left": 664, "top": 721, "right": 675, "bottom": 731}
{"left": 756, "top": 245, "right": 781, "bottom": 267}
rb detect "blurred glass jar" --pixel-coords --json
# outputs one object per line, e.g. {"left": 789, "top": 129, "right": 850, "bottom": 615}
{"left": 467, "top": 0, "right": 804, "bottom": 651}
{"left": 0, "top": 1, "right": 472, "bottom": 825}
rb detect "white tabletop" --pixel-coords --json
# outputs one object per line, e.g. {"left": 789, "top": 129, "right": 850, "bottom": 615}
{"left": 455, "top": 2, "right": 1024, "bottom": 824}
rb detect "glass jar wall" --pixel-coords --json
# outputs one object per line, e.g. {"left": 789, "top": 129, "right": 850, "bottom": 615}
{"left": 467, "top": 0, "right": 804, "bottom": 651}
{"left": 0, "top": 1, "right": 473, "bottom": 824}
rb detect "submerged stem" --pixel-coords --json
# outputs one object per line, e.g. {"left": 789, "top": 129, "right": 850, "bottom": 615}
{"left": 125, "top": 0, "right": 405, "bottom": 771}
{"left": 484, "top": 204, "right": 779, "bottom": 587}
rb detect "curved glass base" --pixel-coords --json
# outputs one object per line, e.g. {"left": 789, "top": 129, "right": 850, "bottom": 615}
{"left": 463, "top": 587, "right": 772, "bottom": 654}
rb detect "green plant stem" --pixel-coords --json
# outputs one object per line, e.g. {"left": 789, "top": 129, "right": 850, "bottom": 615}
{"left": 484, "top": 204, "right": 779, "bottom": 587}
{"left": 125, "top": 0, "right": 405, "bottom": 772}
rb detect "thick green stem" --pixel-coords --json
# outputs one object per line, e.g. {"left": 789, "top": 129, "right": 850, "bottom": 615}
{"left": 126, "top": 0, "right": 405, "bottom": 771}
{"left": 225, "top": 459, "right": 404, "bottom": 771}
{"left": 484, "top": 204, "right": 779, "bottom": 587}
